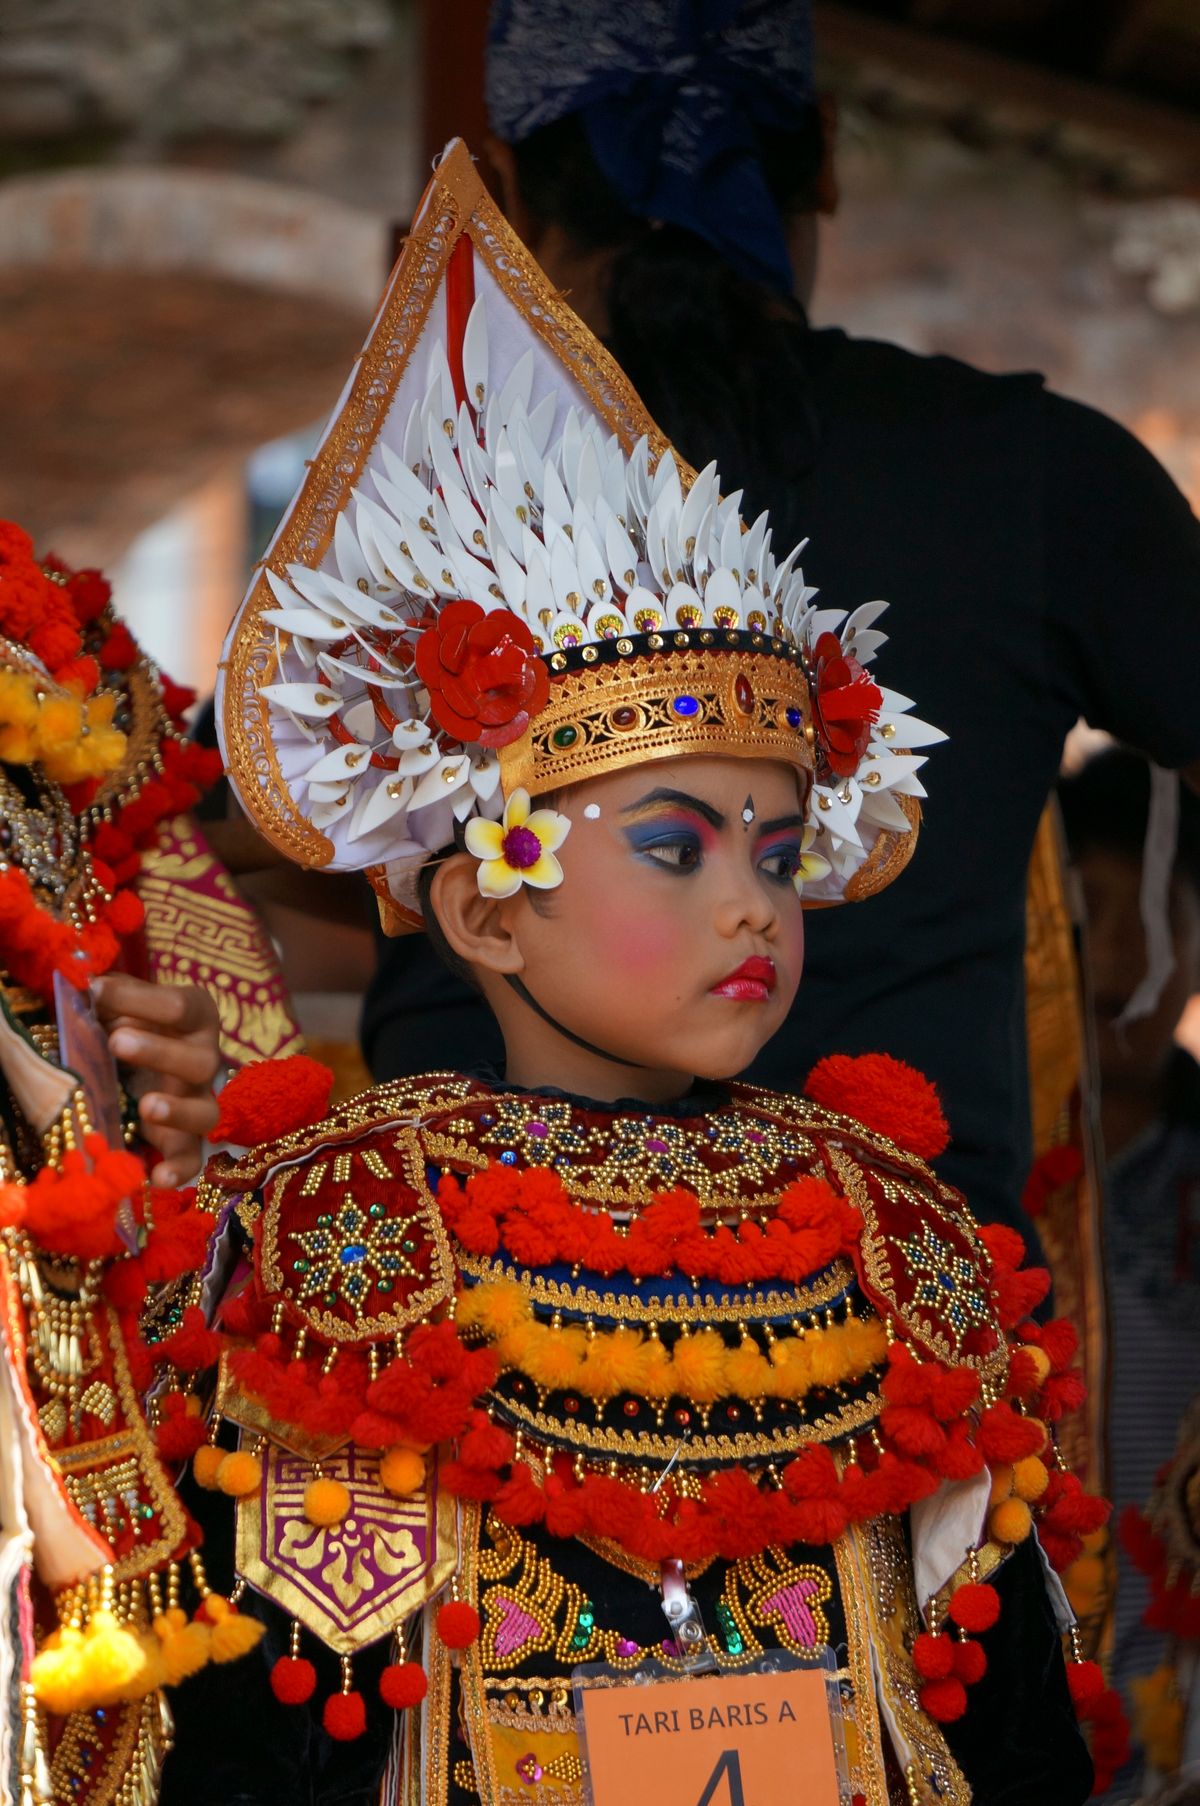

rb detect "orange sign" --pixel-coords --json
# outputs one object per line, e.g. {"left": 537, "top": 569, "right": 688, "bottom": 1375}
{"left": 580, "top": 1668, "right": 842, "bottom": 1806}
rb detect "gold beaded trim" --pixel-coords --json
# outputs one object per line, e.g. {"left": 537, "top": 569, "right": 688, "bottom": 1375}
{"left": 498, "top": 644, "right": 814, "bottom": 801}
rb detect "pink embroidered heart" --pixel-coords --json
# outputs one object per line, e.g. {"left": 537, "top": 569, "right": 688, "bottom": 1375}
{"left": 493, "top": 1595, "right": 544, "bottom": 1658}
{"left": 760, "top": 1578, "right": 820, "bottom": 1646}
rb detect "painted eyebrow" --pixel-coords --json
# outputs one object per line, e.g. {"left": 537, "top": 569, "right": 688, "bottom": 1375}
{"left": 756, "top": 813, "right": 807, "bottom": 836}
{"left": 619, "top": 787, "right": 725, "bottom": 830}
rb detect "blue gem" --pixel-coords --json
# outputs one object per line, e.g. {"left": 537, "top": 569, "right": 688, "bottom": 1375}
{"left": 786, "top": 706, "right": 802, "bottom": 728}
{"left": 480, "top": 1113, "right": 494, "bottom": 1126}
{"left": 500, "top": 1150, "right": 518, "bottom": 1165}
{"left": 672, "top": 695, "right": 699, "bottom": 717}
{"left": 340, "top": 1244, "right": 367, "bottom": 1264}
{"left": 94, "top": 1710, "right": 107, "bottom": 1724}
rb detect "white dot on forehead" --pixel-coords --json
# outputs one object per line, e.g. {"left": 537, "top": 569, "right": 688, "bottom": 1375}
{"left": 583, "top": 804, "right": 601, "bottom": 820}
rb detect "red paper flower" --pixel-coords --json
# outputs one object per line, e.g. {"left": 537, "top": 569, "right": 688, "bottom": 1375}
{"left": 414, "top": 601, "right": 548, "bottom": 749}
{"left": 810, "top": 631, "right": 882, "bottom": 779}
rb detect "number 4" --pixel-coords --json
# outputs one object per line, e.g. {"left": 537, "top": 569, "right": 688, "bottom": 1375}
{"left": 695, "top": 1750, "right": 747, "bottom": 1806}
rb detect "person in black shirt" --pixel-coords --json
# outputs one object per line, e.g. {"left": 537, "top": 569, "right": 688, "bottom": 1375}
{"left": 360, "top": 1, "right": 1200, "bottom": 1243}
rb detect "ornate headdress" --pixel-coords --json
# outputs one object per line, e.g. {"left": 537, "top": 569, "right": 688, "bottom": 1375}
{"left": 217, "top": 141, "right": 942, "bottom": 930}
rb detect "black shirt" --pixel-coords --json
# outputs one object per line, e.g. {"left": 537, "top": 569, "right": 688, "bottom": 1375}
{"left": 360, "top": 329, "right": 1200, "bottom": 1235}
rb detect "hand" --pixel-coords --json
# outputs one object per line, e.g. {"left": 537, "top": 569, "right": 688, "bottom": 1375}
{"left": 92, "top": 974, "right": 222, "bottom": 1187}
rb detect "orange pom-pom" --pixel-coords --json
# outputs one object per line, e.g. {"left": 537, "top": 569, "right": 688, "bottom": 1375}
{"left": 1011, "top": 1456, "right": 1049, "bottom": 1502}
{"left": 912, "top": 1633, "right": 954, "bottom": 1680}
{"left": 436, "top": 1602, "right": 480, "bottom": 1649}
{"left": 804, "top": 1053, "right": 949, "bottom": 1160}
{"left": 323, "top": 1690, "right": 367, "bottom": 1740}
{"left": 215, "top": 1450, "right": 263, "bottom": 1497}
{"left": 989, "top": 1497, "right": 1033, "bottom": 1545}
{"left": 919, "top": 1677, "right": 968, "bottom": 1723}
{"left": 988, "top": 1464, "right": 1013, "bottom": 1506}
{"left": 380, "top": 1447, "right": 425, "bottom": 1497}
{"left": 947, "top": 1582, "right": 1000, "bottom": 1634}
{"left": 271, "top": 1656, "right": 317, "bottom": 1705}
{"left": 952, "top": 1639, "right": 987, "bottom": 1686}
{"left": 214, "top": 1055, "right": 335, "bottom": 1148}
{"left": 193, "top": 1445, "right": 225, "bottom": 1490}
{"left": 304, "top": 1477, "right": 351, "bottom": 1527}
{"left": 380, "top": 1662, "right": 428, "bottom": 1709}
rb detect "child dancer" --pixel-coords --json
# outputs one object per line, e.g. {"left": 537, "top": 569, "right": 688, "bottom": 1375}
{"left": 166, "top": 142, "right": 1103, "bottom": 1806}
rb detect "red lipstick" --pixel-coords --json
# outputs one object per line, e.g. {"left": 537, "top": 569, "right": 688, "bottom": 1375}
{"left": 709, "top": 955, "right": 777, "bottom": 1002}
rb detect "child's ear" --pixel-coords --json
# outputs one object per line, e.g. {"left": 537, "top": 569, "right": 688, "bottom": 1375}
{"left": 429, "top": 853, "right": 526, "bottom": 976}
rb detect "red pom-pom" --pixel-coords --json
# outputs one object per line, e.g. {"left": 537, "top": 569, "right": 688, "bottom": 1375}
{"left": 952, "top": 1639, "right": 987, "bottom": 1685}
{"left": 919, "top": 1677, "right": 968, "bottom": 1723}
{"left": 322, "top": 1690, "right": 367, "bottom": 1740}
{"left": 1066, "top": 1660, "right": 1106, "bottom": 1717}
{"left": 435, "top": 1601, "right": 481, "bottom": 1649}
{"left": 804, "top": 1053, "right": 949, "bottom": 1160}
{"left": 214, "top": 1055, "right": 335, "bottom": 1147}
{"left": 912, "top": 1632, "right": 954, "bottom": 1680}
{"left": 379, "top": 1662, "right": 428, "bottom": 1709}
{"left": 947, "top": 1582, "right": 1000, "bottom": 1634}
{"left": 271, "top": 1656, "right": 317, "bottom": 1705}
{"left": 105, "top": 889, "right": 145, "bottom": 935}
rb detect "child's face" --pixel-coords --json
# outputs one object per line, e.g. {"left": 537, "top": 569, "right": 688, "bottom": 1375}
{"left": 496, "top": 755, "right": 808, "bottom": 1090}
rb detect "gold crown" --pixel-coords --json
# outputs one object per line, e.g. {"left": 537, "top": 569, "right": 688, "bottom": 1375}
{"left": 498, "top": 634, "right": 815, "bottom": 800}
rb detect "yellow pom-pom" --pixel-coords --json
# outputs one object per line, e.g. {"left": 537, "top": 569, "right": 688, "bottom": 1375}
{"left": 1011, "top": 1456, "right": 1049, "bottom": 1502}
{"left": 1021, "top": 1345, "right": 1053, "bottom": 1388}
{"left": 380, "top": 1446, "right": 425, "bottom": 1497}
{"left": 989, "top": 1496, "right": 1033, "bottom": 1546}
{"left": 304, "top": 1476, "right": 351, "bottom": 1527}
{"left": 1131, "top": 1664, "right": 1184, "bottom": 1773}
{"left": 31, "top": 1627, "right": 89, "bottom": 1716}
{"left": 193, "top": 1445, "right": 225, "bottom": 1490}
{"left": 81, "top": 1609, "right": 150, "bottom": 1707}
{"left": 1063, "top": 1554, "right": 1106, "bottom": 1620}
{"left": 124, "top": 1633, "right": 169, "bottom": 1700}
{"left": 207, "top": 1604, "right": 266, "bottom": 1664}
{"left": 216, "top": 1450, "right": 264, "bottom": 1498}
{"left": 153, "top": 1608, "right": 211, "bottom": 1684}
{"left": 988, "top": 1463, "right": 1014, "bottom": 1506}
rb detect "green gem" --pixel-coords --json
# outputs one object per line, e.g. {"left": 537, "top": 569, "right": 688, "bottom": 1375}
{"left": 369, "top": 1202, "right": 385, "bottom": 1220}
{"left": 140, "top": 1504, "right": 154, "bottom": 1520}
{"left": 325, "top": 1291, "right": 338, "bottom": 1305}
{"left": 401, "top": 1238, "right": 416, "bottom": 1254}
{"left": 316, "top": 1213, "right": 332, "bottom": 1228}
{"left": 552, "top": 725, "right": 578, "bottom": 749}
{"left": 377, "top": 1279, "right": 393, "bottom": 1294}
{"left": 294, "top": 1259, "right": 309, "bottom": 1273}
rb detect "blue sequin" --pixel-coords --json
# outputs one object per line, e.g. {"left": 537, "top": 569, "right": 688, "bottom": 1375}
{"left": 500, "top": 1150, "right": 518, "bottom": 1165}
{"left": 340, "top": 1244, "right": 367, "bottom": 1265}
{"left": 672, "top": 695, "right": 699, "bottom": 717}
{"left": 786, "top": 707, "right": 802, "bottom": 728}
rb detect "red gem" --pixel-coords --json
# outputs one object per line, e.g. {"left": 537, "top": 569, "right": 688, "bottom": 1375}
{"left": 673, "top": 1408, "right": 691, "bottom": 1427}
{"left": 727, "top": 1404, "right": 742, "bottom": 1421}
{"left": 623, "top": 1399, "right": 640, "bottom": 1417}
{"left": 734, "top": 674, "right": 754, "bottom": 713}
{"left": 612, "top": 706, "right": 638, "bottom": 728}
{"left": 563, "top": 1397, "right": 580, "bottom": 1415}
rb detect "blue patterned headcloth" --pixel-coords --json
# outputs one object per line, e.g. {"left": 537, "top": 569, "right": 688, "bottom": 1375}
{"left": 485, "top": 0, "right": 815, "bottom": 296}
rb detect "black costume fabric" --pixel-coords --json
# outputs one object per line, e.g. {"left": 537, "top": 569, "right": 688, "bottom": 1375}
{"left": 361, "top": 330, "right": 1200, "bottom": 1237}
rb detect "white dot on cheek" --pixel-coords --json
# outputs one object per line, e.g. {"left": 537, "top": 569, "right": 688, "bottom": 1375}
{"left": 583, "top": 804, "right": 601, "bottom": 820}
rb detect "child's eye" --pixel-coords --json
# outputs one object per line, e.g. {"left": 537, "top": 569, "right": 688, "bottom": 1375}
{"left": 641, "top": 837, "right": 703, "bottom": 872}
{"left": 624, "top": 827, "right": 705, "bottom": 872}
{"left": 759, "top": 842, "right": 801, "bottom": 881}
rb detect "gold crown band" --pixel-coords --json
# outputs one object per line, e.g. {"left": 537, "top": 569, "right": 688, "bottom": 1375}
{"left": 498, "top": 643, "right": 815, "bottom": 801}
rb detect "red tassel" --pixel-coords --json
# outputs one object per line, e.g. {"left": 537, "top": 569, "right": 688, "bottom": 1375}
{"left": 322, "top": 1691, "right": 367, "bottom": 1740}
{"left": 803, "top": 1053, "right": 949, "bottom": 1159}
{"left": 435, "top": 1602, "right": 480, "bottom": 1650}
{"left": 976, "top": 1404, "right": 1046, "bottom": 1464}
{"left": 214, "top": 1055, "right": 335, "bottom": 1147}
{"left": 912, "top": 1632, "right": 954, "bottom": 1680}
{"left": 271, "top": 1656, "right": 317, "bottom": 1706}
{"left": 919, "top": 1677, "right": 967, "bottom": 1723}
{"left": 946, "top": 1582, "right": 1000, "bottom": 1634}
{"left": 379, "top": 1662, "right": 428, "bottom": 1710}
{"left": 952, "top": 1639, "right": 987, "bottom": 1685}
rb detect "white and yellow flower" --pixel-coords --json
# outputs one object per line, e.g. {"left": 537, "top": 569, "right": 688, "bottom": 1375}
{"left": 792, "top": 824, "right": 832, "bottom": 896}
{"left": 463, "top": 788, "right": 571, "bottom": 898}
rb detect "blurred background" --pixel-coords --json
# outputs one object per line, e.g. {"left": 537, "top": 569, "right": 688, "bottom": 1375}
{"left": 2, "top": 0, "right": 1198, "bottom": 695}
